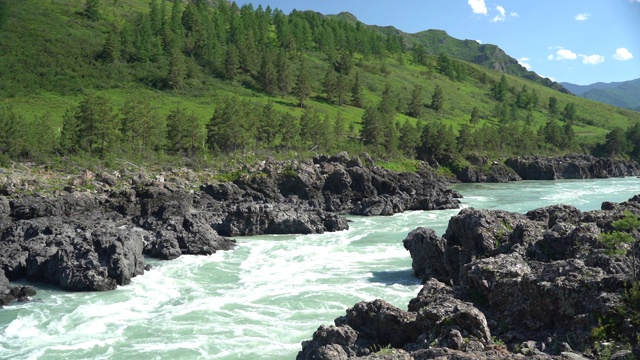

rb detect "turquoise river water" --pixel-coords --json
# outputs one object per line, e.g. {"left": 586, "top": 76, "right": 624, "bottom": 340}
{"left": 1, "top": 178, "right": 640, "bottom": 359}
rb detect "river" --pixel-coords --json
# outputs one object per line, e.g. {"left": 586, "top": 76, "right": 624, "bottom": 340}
{"left": 1, "top": 177, "right": 639, "bottom": 359}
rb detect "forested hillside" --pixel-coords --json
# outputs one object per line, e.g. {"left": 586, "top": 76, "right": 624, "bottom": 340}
{"left": 1, "top": 0, "right": 639, "bottom": 173}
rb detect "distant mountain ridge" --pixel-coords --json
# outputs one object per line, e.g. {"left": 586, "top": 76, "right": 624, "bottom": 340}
{"left": 328, "top": 12, "right": 569, "bottom": 94}
{"left": 561, "top": 78, "right": 640, "bottom": 111}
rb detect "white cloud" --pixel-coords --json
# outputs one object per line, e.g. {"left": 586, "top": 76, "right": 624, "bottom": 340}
{"left": 518, "top": 57, "right": 532, "bottom": 70}
{"left": 579, "top": 54, "right": 605, "bottom": 65}
{"left": 555, "top": 49, "right": 578, "bottom": 60}
{"left": 575, "top": 13, "right": 590, "bottom": 21}
{"left": 491, "top": 5, "right": 506, "bottom": 22}
{"left": 547, "top": 54, "right": 554, "bottom": 60}
{"left": 468, "top": 0, "right": 488, "bottom": 15}
{"left": 613, "top": 48, "right": 634, "bottom": 61}
{"left": 511, "top": 12, "right": 519, "bottom": 17}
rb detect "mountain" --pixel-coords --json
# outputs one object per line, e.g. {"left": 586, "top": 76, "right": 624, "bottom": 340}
{"left": 330, "top": 12, "right": 569, "bottom": 94}
{"left": 561, "top": 78, "right": 640, "bottom": 110}
{"left": 1, "top": 0, "right": 640, "bottom": 169}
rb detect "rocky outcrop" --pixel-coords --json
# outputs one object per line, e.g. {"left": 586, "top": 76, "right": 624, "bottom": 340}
{"left": 301, "top": 194, "right": 640, "bottom": 358}
{"left": 0, "top": 153, "right": 460, "bottom": 304}
{"left": 505, "top": 155, "right": 640, "bottom": 180}
{"left": 457, "top": 163, "right": 522, "bottom": 183}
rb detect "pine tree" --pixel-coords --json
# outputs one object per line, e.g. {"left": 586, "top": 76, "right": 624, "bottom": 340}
{"left": 293, "top": 56, "right": 312, "bottom": 107}
{"left": 279, "top": 113, "right": 300, "bottom": 150}
{"left": 120, "top": 96, "right": 166, "bottom": 156}
{"left": 75, "top": 93, "right": 119, "bottom": 158}
{"left": 398, "top": 120, "right": 420, "bottom": 157}
{"left": 100, "top": 22, "right": 121, "bottom": 63}
{"left": 431, "top": 85, "right": 444, "bottom": 112}
{"left": 548, "top": 96, "right": 559, "bottom": 116}
{"left": 275, "top": 49, "right": 293, "bottom": 98}
{"left": 84, "top": 0, "right": 102, "bottom": 21}
{"left": 168, "top": 46, "right": 186, "bottom": 89}
{"left": 0, "top": 107, "right": 24, "bottom": 158}
{"left": 351, "top": 71, "right": 364, "bottom": 108}
{"left": 224, "top": 45, "right": 240, "bottom": 81}
{"left": 562, "top": 102, "right": 577, "bottom": 123}
{"left": 299, "top": 107, "right": 322, "bottom": 150}
{"left": 166, "top": 107, "right": 204, "bottom": 157}
{"left": 360, "top": 105, "right": 381, "bottom": 147}
{"left": 60, "top": 107, "right": 83, "bottom": 155}
{"left": 207, "top": 98, "right": 250, "bottom": 153}
{"left": 335, "top": 73, "right": 349, "bottom": 106}
{"left": 407, "top": 85, "right": 424, "bottom": 118}
{"left": 492, "top": 75, "right": 509, "bottom": 102}
{"left": 259, "top": 49, "right": 277, "bottom": 95}
{"left": 256, "top": 102, "right": 278, "bottom": 147}
{"left": 470, "top": 106, "right": 480, "bottom": 124}
{"left": 323, "top": 65, "right": 337, "bottom": 104}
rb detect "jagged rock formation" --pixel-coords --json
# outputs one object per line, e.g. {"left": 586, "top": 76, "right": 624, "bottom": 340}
{"left": 0, "top": 153, "right": 460, "bottom": 302}
{"left": 300, "top": 194, "right": 640, "bottom": 359}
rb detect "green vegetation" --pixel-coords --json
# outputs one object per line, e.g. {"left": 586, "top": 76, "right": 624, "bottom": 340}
{"left": 1, "top": 0, "right": 640, "bottom": 172}
{"left": 600, "top": 210, "right": 639, "bottom": 256}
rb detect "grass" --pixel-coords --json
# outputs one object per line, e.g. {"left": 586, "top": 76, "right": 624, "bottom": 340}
{"left": 1, "top": 0, "right": 639, "bottom": 167}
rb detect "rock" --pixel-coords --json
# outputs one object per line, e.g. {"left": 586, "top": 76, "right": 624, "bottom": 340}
{"left": 456, "top": 163, "right": 522, "bottom": 183}
{"left": 402, "top": 228, "right": 448, "bottom": 283}
{"left": 1, "top": 218, "right": 146, "bottom": 291}
{"left": 329, "top": 151, "right": 351, "bottom": 164}
{"left": 340, "top": 299, "right": 421, "bottom": 348}
{"left": 505, "top": 155, "right": 640, "bottom": 180}
{"left": 300, "top": 192, "right": 640, "bottom": 359}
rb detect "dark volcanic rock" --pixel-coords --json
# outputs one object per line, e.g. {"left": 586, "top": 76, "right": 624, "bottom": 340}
{"left": 302, "top": 193, "right": 640, "bottom": 359}
{"left": 457, "top": 163, "right": 522, "bottom": 183}
{"left": 0, "top": 153, "right": 457, "bottom": 301}
{"left": 505, "top": 155, "right": 640, "bottom": 180}
{"left": 1, "top": 218, "right": 146, "bottom": 291}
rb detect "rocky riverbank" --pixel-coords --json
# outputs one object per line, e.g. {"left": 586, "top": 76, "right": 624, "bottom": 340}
{"left": 457, "top": 154, "right": 640, "bottom": 182}
{"left": 298, "top": 194, "right": 640, "bottom": 359}
{"left": 0, "top": 153, "right": 460, "bottom": 304}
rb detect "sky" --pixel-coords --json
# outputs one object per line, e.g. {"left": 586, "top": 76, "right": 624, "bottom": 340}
{"left": 236, "top": 0, "right": 640, "bottom": 85}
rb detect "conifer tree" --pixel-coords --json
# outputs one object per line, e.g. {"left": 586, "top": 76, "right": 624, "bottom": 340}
{"left": 224, "top": 45, "right": 240, "bottom": 81}
{"left": 168, "top": 46, "right": 186, "bottom": 89}
{"left": 431, "top": 85, "right": 444, "bottom": 112}
{"left": 60, "top": 108, "right": 82, "bottom": 155}
{"left": 75, "top": 93, "right": 119, "bottom": 158}
{"left": 259, "top": 49, "right": 277, "bottom": 95}
{"left": 84, "top": 0, "right": 102, "bottom": 21}
{"left": 0, "top": 107, "right": 24, "bottom": 158}
{"left": 492, "top": 75, "right": 509, "bottom": 102}
{"left": 407, "top": 85, "right": 424, "bottom": 118}
{"left": 120, "top": 96, "right": 166, "bottom": 156}
{"left": 323, "top": 65, "right": 337, "bottom": 104}
{"left": 470, "top": 106, "right": 480, "bottom": 124}
{"left": 275, "top": 49, "right": 293, "bottom": 98}
{"left": 351, "top": 71, "right": 364, "bottom": 108}
{"left": 398, "top": 120, "right": 420, "bottom": 157}
{"left": 293, "top": 56, "right": 312, "bottom": 107}
{"left": 548, "top": 96, "right": 559, "bottom": 116}
{"left": 360, "top": 105, "right": 381, "bottom": 148}
{"left": 166, "top": 107, "right": 204, "bottom": 157}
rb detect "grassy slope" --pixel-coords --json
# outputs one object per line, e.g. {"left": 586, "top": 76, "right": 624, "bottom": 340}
{"left": 1, "top": 0, "right": 639, "bottom": 152}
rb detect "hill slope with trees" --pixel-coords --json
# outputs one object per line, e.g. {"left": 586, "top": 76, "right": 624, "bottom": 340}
{"left": 0, "top": 0, "right": 639, "bottom": 174}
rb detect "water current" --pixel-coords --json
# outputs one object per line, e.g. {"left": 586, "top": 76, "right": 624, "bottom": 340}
{"left": 1, "top": 177, "right": 640, "bottom": 359}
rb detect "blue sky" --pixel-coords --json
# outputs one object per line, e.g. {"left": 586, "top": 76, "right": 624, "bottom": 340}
{"left": 237, "top": 0, "right": 640, "bottom": 85}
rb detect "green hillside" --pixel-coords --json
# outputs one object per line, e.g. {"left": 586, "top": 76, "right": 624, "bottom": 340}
{"left": 0, "top": 0, "right": 639, "bottom": 172}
